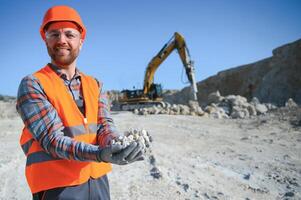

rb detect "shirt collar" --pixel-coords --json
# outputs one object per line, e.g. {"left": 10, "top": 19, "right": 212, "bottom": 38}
{"left": 48, "top": 63, "right": 81, "bottom": 80}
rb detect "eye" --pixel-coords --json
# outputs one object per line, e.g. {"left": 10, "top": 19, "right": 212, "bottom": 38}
{"left": 65, "top": 31, "right": 79, "bottom": 39}
{"left": 66, "top": 33, "right": 76, "bottom": 39}
{"left": 47, "top": 32, "right": 60, "bottom": 39}
{"left": 52, "top": 33, "right": 60, "bottom": 38}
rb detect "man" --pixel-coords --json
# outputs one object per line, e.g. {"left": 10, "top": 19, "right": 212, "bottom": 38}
{"left": 17, "top": 5, "right": 144, "bottom": 200}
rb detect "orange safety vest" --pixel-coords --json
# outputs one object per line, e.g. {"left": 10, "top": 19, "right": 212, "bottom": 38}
{"left": 19, "top": 65, "right": 112, "bottom": 193}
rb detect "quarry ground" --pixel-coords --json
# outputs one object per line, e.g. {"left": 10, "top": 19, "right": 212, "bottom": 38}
{"left": 0, "top": 109, "right": 300, "bottom": 200}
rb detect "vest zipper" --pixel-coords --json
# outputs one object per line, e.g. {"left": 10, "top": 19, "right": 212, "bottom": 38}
{"left": 83, "top": 117, "right": 89, "bottom": 133}
{"left": 83, "top": 117, "right": 88, "bottom": 125}
{"left": 83, "top": 117, "right": 90, "bottom": 143}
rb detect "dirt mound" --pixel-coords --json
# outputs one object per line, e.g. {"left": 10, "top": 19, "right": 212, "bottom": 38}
{"left": 0, "top": 95, "right": 16, "bottom": 102}
{"left": 0, "top": 101, "right": 18, "bottom": 119}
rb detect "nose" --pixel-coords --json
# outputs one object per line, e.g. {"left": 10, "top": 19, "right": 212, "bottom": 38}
{"left": 57, "top": 33, "right": 68, "bottom": 44}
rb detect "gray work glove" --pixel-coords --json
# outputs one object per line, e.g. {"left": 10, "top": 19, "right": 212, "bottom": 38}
{"left": 97, "top": 141, "right": 145, "bottom": 165}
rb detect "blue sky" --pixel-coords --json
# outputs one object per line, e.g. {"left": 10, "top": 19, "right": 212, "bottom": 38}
{"left": 1, "top": 0, "right": 301, "bottom": 96}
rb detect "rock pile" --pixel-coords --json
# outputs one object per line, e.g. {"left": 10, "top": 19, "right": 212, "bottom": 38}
{"left": 112, "top": 128, "right": 153, "bottom": 151}
{"left": 133, "top": 100, "right": 205, "bottom": 117}
{"left": 133, "top": 91, "right": 283, "bottom": 119}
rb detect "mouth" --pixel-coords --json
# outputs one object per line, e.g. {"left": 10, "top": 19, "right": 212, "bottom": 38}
{"left": 55, "top": 47, "right": 70, "bottom": 55}
{"left": 55, "top": 47, "right": 70, "bottom": 50}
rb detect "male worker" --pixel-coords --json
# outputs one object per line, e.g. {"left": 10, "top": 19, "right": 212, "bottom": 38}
{"left": 16, "top": 5, "right": 144, "bottom": 200}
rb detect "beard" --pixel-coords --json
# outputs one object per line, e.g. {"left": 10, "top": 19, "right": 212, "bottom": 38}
{"left": 47, "top": 44, "right": 80, "bottom": 67}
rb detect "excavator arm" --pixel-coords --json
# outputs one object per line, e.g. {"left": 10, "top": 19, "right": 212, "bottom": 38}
{"left": 143, "top": 32, "right": 198, "bottom": 100}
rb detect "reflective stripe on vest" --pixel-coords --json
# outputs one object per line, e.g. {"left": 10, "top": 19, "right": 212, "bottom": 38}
{"left": 27, "top": 151, "right": 62, "bottom": 166}
{"left": 19, "top": 65, "right": 111, "bottom": 193}
{"left": 21, "top": 123, "right": 98, "bottom": 155}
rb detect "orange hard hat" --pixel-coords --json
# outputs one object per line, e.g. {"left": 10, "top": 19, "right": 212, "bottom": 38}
{"left": 40, "top": 5, "right": 86, "bottom": 40}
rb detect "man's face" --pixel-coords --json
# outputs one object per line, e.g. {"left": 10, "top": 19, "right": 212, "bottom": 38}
{"left": 45, "top": 28, "right": 83, "bottom": 68}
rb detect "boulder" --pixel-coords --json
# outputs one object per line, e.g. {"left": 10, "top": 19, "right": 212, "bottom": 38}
{"left": 255, "top": 104, "right": 268, "bottom": 114}
{"left": 208, "top": 91, "right": 224, "bottom": 104}
{"left": 247, "top": 104, "right": 257, "bottom": 116}
{"left": 179, "top": 104, "right": 191, "bottom": 115}
{"left": 285, "top": 98, "right": 298, "bottom": 108}
{"left": 231, "top": 106, "right": 249, "bottom": 119}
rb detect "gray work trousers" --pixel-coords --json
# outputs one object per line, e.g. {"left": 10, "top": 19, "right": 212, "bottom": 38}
{"left": 32, "top": 175, "right": 110, "bottom": 200}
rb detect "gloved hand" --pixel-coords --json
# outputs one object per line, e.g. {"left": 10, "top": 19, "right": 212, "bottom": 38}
{"left": 97, "top": 141, "right": 145, "bottom": 165}
{"left": 125, "top": 140, "right": 145, "bottom": 163}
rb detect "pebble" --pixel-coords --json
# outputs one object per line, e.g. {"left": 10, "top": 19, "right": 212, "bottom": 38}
{"left": 243, "top": 173, "right": 251, "bottom": 180}
{"left": 112, "top": 128, "right": 152, "bottom": 151}
{"left": 149, "top": 155, "right": 156, "bottom": 165}
{"left": 284, "top": 191, "right": 294, "bottom": 197}
{"left": 182, "top": 183, "right": 189, "bottom": 192}
{"left": 150, "top": 166, "right": 162, "bottom": 179}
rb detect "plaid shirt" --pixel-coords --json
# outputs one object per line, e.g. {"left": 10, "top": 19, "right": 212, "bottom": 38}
{"left": 16, "top": 64, "right": 119, "bottom": 162}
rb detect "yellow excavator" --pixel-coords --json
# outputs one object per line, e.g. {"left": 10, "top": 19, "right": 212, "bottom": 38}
{"left": 118, "top": 32, "right": 198, "bottom": 110}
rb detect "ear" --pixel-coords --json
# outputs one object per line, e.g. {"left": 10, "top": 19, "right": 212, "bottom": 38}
{"left": 79, "top": 39, "right": 84, "bottom": 50}
{"left": 45, "top": 40, "right": 50, "bottom": 48}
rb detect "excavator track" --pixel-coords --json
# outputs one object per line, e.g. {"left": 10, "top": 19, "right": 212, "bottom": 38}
{"left": 119, "top": 100, "right": 165, "bottom": 111}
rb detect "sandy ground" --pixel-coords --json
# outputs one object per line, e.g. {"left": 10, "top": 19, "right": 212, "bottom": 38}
{"left": 0, "top": 109, "right": 300, "bottom": 200}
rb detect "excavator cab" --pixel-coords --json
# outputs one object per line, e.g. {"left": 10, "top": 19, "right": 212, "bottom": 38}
{"left": 148, "top": 83, "right": 163, "bottom": 99}
{"left": 120, "top": 83, "right": 162, "bottom": 101}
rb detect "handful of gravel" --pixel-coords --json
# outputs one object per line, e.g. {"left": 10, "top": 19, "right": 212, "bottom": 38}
{"left": 112, "top": 129, "right": 153, "bottom": 151}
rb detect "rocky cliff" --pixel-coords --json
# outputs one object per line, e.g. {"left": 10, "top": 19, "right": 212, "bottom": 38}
{"left": 165, "top": 38, "right": 301, "bottom": 106}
